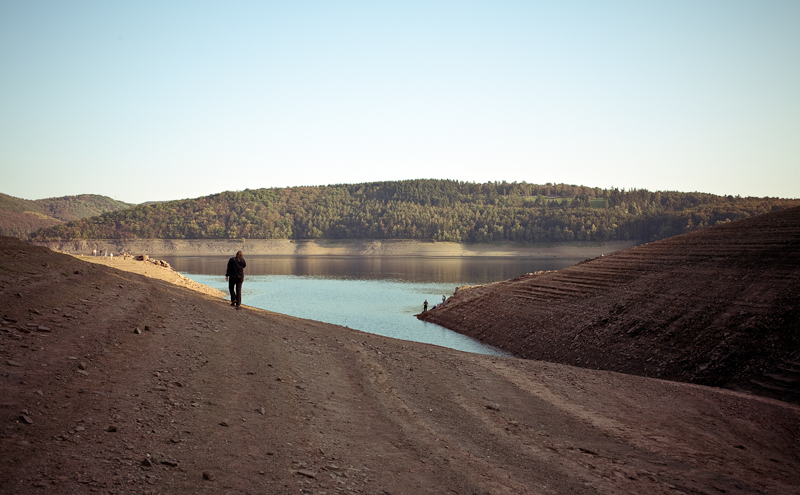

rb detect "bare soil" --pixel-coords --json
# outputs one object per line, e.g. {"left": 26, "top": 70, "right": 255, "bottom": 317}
{"left": 2, "top": 236, "right": 799, "bottom": 494}
{"left": 420, "top": 206, "right": 800, "bottom": 406}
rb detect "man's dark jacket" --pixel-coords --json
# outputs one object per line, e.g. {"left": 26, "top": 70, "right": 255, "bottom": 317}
{"left": 226, "top": 257, "right": 246, "bottom": 279}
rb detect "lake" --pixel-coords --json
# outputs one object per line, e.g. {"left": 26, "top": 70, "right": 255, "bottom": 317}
{"left": 162, "top": 256, "right": 580, "bottom": 356}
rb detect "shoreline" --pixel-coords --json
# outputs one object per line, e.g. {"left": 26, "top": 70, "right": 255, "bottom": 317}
{"left": 3, "top": 235, "right": 799, "bottom": 493}
{"left": 33, "top": 238, "right": 638, "bottom": 259}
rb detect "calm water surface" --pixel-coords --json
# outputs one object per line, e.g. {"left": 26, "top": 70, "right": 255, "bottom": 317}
{"left": 163, "top": 256, "right": 579, "bottom": 356}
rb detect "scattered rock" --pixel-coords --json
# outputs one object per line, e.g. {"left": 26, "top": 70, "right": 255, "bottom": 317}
{"left": 202, "top": 471, "right": 215, "bottom": 481}
{"left": 134, "top": 327, "right": 142, "bottom": 334}
{"left": 295, "top": 469, "right": 316, "bottom": 479}
{"left": 6, "top": 360, "right": 23, "bottom": 367}
{"left": 77, "top": 369, "right": 89, "bottom": 376}
{"left": 258, "top": 407, "right": 266, "bottom": 415}
{"left": 141, "top": 457, "right": 153, "bottom": 467}
{"left": 161, "top": 459, "right": 178, "bottom": 467}
{"left": 19, "top": 414, "right": 33, "bottom": 425}
{"left": 106, "top": 425, "right": 117, "bottom": 432}
{"left": 36, "top": 326, "right": 51, "bottom": 332}
{"left": 144, "top": 325, "right": 151, "bottom": 331}
{"left": 219, "top": 421, "right": 229, "bottom": 427}
{"left": 78, "top": 362, "right": 87, "bottom": 370}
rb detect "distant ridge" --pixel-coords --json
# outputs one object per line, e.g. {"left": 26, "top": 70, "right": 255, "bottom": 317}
{"left": 420, "top": 206, "right": 800, "bottom": 404}
{"left": 0, "top": 193, "right": 132, "bottom": 239}
{"left": 28, "top": 180, "right": 800, "bottom": 243}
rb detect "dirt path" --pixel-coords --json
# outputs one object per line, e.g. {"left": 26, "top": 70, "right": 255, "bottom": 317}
{"left": 2, "top": 237, "right": 799, "bottom": 494}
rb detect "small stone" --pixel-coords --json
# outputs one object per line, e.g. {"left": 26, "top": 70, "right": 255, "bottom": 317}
{"left": 77, "top": 369, "right": 89, "bottom": 376}
{"left": 218, "top": 421, "right": 229, "bottom": 427}
{"left": 36, "top": 326, "right": 51, "bottom": 332}
{"left": 19, "top": 414, "right": 33, "bottom": 424}
{"left": 144, "top": 325, "right": 151, "bottom": 331}
{"left": 78, "top": 362, "right": 87, "bottom": 370}
{"left": 6, "top": 360, "right": 23, "bottom": 367}
{"left": 296, "top": 469, "right": 316, "bottom": 479}
{"left": 258, "top": 407, "right": 266, "bottom": 415}
{"left": 141, "top": 458, "right": 153, "bottom": 467}
{"left": 202, "top": 471, "right": 215, "bottom": 481}
{"left": 106, "top": 425, "right": 117, "bottom": 432}
{"left": 161, "top": 459, "right": 178, "bottom": 467}
{"left": 134, "top": 327, "right": 142, "bottom": 334}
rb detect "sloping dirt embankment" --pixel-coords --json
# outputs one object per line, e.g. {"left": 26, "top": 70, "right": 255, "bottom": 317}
{"left": 420, "top": 206, "right": 800, "bottom": 405}
{"left": 33, "top": 238, "right": 637, "bottom": 258}
{"left": 3, "top": 236, "right": 800, "bottom": 493}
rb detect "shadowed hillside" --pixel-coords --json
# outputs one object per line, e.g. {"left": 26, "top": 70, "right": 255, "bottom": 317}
{"left": 420, "top": 206, "right": 800, "bottom": 404}
{"left": 0, "top": 193, "right": 132, "bottom": 238}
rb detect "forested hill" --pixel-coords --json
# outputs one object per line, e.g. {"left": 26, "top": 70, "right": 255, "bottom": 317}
{"left": 0, "top": 193, "right": 132, "bottom": 239}
{"left": 30, "top": 180, "right": 800, "bottom": 243}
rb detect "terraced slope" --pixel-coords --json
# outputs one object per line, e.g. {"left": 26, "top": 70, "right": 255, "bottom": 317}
{"left": 420, "top": 206, "right": 800, "bottom": 404}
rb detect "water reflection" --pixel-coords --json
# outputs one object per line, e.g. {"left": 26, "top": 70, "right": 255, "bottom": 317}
{"left": 163, "top": 255, "right": 579, "bottom": 284}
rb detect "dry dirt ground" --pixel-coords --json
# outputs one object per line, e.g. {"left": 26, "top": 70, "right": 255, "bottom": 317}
{"left": 421, "top": 206, "right": 800, "bottom": 406}
{"left": 2, "top": 236, "right": 800, "bottom": 494}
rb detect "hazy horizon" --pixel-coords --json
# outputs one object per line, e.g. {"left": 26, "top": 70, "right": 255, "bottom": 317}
{"left": 4, "top": 176, "right": 799, "bottom": 205}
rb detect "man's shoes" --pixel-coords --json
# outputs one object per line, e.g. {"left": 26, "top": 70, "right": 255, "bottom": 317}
{"left": 236, "top": 305, "right": 241, "bottom": 311}
{"left": 230, "top": 302, "right": 235, "bottom": 306}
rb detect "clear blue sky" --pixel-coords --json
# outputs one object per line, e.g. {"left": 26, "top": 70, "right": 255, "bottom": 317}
{"left": 1, "top": 1, "right": 798, "bottom": 203}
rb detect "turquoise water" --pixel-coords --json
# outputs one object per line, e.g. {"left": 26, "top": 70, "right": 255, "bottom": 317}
{"left": 167, "top": 256, "right": 578, "bottom": 356}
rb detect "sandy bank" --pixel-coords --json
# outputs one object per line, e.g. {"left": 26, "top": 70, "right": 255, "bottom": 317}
{"left": 76, "top": 255, "right": 226, "bottom": 298}
{"left": 33, "top": 238, "right": 637, "bottom": 258}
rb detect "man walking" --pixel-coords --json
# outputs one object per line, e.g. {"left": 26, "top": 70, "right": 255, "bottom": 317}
{"left": 225, "top": 251, "right": 247, "bottom": 310}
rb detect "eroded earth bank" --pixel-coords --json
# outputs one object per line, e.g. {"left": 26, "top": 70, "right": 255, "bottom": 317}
{"left": 2, "top": 236, "right": 799, "bottom": 494}
{"left": 420, "top": 206, "right": 800, "bottom": 406}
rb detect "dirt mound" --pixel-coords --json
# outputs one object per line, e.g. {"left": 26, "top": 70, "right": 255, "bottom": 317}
{"left": 2, "top": 236, "right": 800, "bottom": 494}
{"left": 420, "top": 206, "right": 800, "bottom": 405}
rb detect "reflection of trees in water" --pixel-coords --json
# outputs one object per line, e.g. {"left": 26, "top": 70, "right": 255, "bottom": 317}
{"left": 160, "top": 256, "right": 578, "bottom": 284}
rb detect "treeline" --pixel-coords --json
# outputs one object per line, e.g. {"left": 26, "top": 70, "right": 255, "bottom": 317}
{"left": 30, "top": 180, "right": 800, "bottom": 243}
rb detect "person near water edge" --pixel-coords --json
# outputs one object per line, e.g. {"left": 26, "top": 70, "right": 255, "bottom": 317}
{"left": 225, "top": 251, "right": 247, "bottom": 310}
